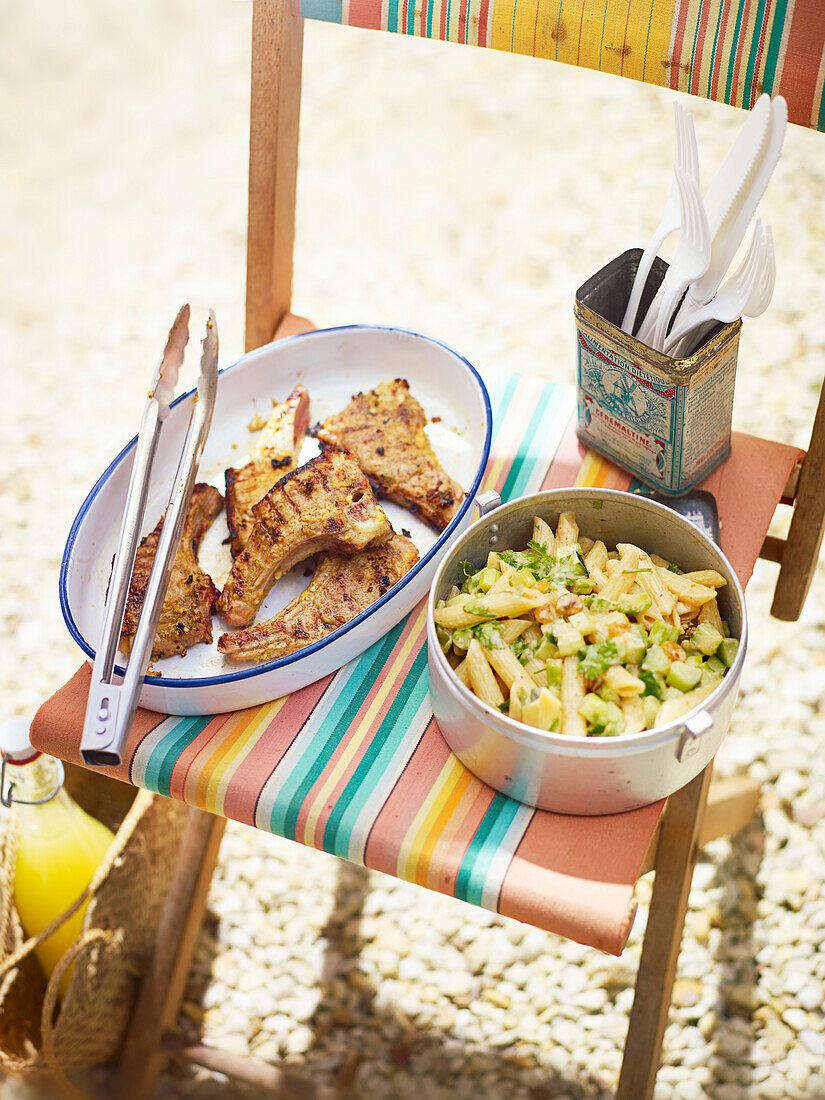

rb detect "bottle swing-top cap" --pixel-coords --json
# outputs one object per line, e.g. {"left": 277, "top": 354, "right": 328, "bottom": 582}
{"left": 0, "top": 716, "right": 63, "bottom": 807}
{"left": 0, "top": 716, "right": 39, "bottom": 764}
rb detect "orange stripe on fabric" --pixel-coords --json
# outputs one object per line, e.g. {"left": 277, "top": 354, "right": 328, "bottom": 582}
{"left": 425, "top": 780, "right": 496, "bottom": 893}
{"left": 299, "top": 605, "right": 428, "bottom": 847}
{"left": 191, "top": 700, "right": 286, "bottom": 812}
{"left": 409, "top": 760, "right": 473, "bottom": 885}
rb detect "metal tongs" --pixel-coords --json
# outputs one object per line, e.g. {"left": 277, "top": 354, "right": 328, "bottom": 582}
{"left": 80, "top": 307, "right": 219, "bottom": 766}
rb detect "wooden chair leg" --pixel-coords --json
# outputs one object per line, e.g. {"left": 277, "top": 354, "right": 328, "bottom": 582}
{"left": 118, "top": 808, "right": 226, "bottom": 1100}
{"left": 245, "top": 0, "right": 304, "bottom": 353}
{"left": 616, "top": 764, "right": 714, "bottom": 1100}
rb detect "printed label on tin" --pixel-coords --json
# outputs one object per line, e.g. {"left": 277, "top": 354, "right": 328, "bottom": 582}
{"left": 576, "top": 329, "right": 733, "bottom": 491}
{"left": 577, "top": 331, "right": 676, "bottom": 484}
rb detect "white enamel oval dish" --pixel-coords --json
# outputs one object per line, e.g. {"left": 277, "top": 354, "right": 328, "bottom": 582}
{"left": 61, "top": 326, "right": 492, "bottom": 714}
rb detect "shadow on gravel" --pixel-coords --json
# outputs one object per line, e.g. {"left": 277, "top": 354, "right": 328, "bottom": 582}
{"left": 704, "top": 812, "right": 765, "bottom": 1100}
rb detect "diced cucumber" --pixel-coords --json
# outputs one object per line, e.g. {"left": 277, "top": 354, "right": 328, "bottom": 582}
{"left": 615, "top": 630, "right": 646, "bottom": 666}
{"left": 667, "top": 661, "right": 702, "bottom": 692}
{"left": 578, "top": 694, "right": 625, "bottom": 736}
{"left": 436, "top": 625, "right": 452, "bottom": 653}
{"left": 642, "top": 644, "right": 671, "bottom": 676}
{"left": 700, "top": 663, "right": 724, "bottom": 689}
{"left": 718, "top": 637, "right": 739, "bottom": 667}
{"left": 588, "top": 596, "right": 615, "bottom": 614}
{"left": 685, "top": 654, "right": 704, "bottom": 668}
{"left": 554, "top": 620, "right": 584, "bottom": 657}
{"left": 535, "top": 635, "right": 559, "bottom": 661}
{"left": 596, "top": 684, "right": 622, "bottom": 707}
{"left": 568, "top": 611, "right": 596, "bottom": 636}
{"left": 545, "top": 659, "right": 563, "bottom": 690}
{"left": 687, "top": 622, "right": 724, "bottom": 656}
{"left": 643, "top": 695, "right": 662, "bottom": 729}
{"left": 452, "top": 627, "right": 473, "bottom": 652}
{"left": 617, "top": 591, "right": 653, "bottom": 615}
{"left": 649, "top": 620, "right": 680, "bottom": 645}
{"left": 514, "top": 568, "right": 538, "bottom": 587}
{"left": 477, "top": 567, "right": 499, "bottom": 593}
{"left": 704, "top": 655, "right": 725, "bottom": 675}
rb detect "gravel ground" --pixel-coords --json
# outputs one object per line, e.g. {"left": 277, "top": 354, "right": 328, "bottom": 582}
{"left": 3, "top": 3, "right": 825, "bottom": 1098}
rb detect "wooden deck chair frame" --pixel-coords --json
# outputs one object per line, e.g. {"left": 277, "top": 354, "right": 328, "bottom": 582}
{"left": 116, "top": 3, "right": 825, "bottom": 1097}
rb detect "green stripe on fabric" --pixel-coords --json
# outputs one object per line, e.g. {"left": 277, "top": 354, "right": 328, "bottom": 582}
{"left": 760, "top": 0, "right": 790, "bottom": 96}
{"left": 743, "top": 0, "right": 769, "bottom": 107}
{"left": 454, "top": 792, "right": 522, "bottom": 906}
{"left": 270, "top": 623, "right": 406, "bottom": 838}
{"left": 706, "top": 1, "right": 728, "bottom": 99}
{"left": 427, "top": 0, "right": 435, "bottom": 38}
{"left": 499, "top": 383, "right": 555, "bottom": 501}
{"left": 323, "top": 646, "right": 430, "bottom": 857}
{"left": 407, "top": 0, "right": 417, "bottom": 36}
{"left": 641, "top": 0, "right": 657, "bottom": 84}
{"left": 387, "top": 0, "right": 400, "bottom": 32}
{"left": 300, "top": 0, "right": 344, "bottom": 23}
{"left": 489, "top": 372, "right": 520, "bottom": 442}
{"left": 507, "top": 384, "right": 567, "bottom": 499}
{"left": 818, "top": 87, "right": 825, "bottom": 134}
{"left": 142, "top": 716, "right": 212, "bottom": 796}
{"left": 725, "top": 0, "right": 749, "bottom": 105}
{"left": 687, "top": 4, "right": 704, "bottom": 84}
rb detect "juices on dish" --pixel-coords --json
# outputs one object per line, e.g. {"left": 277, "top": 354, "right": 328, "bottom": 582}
{"left": 1, "top": 717, "right": 115, "bottom": 998}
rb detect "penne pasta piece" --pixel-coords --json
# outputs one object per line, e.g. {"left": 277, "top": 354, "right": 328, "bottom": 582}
{"left": 499, "top": 619, "right": 533, "bottom": 644}
{"left": 657, "top": 683, "right": 716, "bottom": 725}
{"left": 466, "top": 639, "right": 504, "bottom": 707}
{"left": 650, "top": 553, "right": 671, "bottom": 569}
{"left": 656, "top": 566, "right": 717, "bottom": 607}
{"left": 600, "top": 547, "right": 639, "bottom": 603}
{"left": 488, "top": 565, "right": 517, "bottom": 595}
{"left": 508, "top": 682, "right": 525, "bottom": 723}
{"left": 555, "top": 511, "right": 579, "bottom": 548}
{"left": 522, "top": 623, "right": 543, "bottom": 646}
{"left": 585, "top": 540, "right": 608, "bottom": 572}
{"left": 621, "top": 695, "right": 646, "bottom": 735}
{"left": 484, "top": 644, "right": 533, "bottom": 691}
{"left": 521, "top": 657, "right": 548, "bottom": 687}
{"left": 560, "top": 655, "right": 587, "bottom": 737}
{"left": 698, "top": 595, "right": 724, "bottom": 633}
{"left": 618, "top": 544, "right": 675, "bottom": 617}
{"left": 453, "top": 658, "right": 471, "bottom": 686}
{"left": 682, "top": 569, "right": 726, "bottom": 589}
{"left": 532, "top": 517, "right": 555, "bottom": 554}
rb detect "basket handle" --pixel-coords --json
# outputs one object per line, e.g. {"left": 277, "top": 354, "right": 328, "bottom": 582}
{"left": 40, "top": 928, "right": 112, "bottom": 1100}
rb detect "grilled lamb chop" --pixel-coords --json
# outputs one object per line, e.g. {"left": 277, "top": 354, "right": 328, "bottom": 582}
{"left": 218, "top": 445, "right": 392, "bottom": 628}
{"left": 218, "top": 532, "right": 419, "bottom": 663}
{"left": 316, "top": 378, "right": 464, "bottom": 532}
{"left": 225, "top": 385, "right": 310, "bottom": 556}
{"left": 120, "top": 483, "right": 224, "bottom": 660}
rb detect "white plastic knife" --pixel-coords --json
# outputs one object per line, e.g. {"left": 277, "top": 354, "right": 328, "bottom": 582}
{"left": 679, "top": 95, "right": 786, "bottom": 317}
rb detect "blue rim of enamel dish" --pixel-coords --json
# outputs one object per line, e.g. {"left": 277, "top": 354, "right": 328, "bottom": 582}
{"left": 59, "top": 324, "right": 493, "bottom": 688}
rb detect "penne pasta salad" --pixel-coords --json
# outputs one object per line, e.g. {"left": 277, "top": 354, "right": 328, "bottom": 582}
{"left": 432, "top": 510, "right": 739, "bottom": 738}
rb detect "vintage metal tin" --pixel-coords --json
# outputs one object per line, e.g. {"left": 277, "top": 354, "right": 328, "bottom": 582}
{"left": 574, "top": 249, "right": 742, "bottom": 495}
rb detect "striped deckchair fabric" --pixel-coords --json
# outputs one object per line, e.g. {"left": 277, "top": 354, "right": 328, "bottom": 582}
{"left": 299, "top": 0, "right": 825, "bottom": 132}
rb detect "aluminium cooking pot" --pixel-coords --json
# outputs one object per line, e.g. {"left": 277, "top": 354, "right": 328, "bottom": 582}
{"left": 427, "top": 488, "right": 747, "bottom": 815}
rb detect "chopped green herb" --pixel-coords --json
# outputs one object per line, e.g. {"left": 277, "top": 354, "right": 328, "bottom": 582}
{"left": 638, "top": 669, "right": 662, "bottom": 699}
{"left": 578, "top": 641, "right": 619, "bottom": 680}
{"left": 498, "top": 701, "right": 510, "bottom": 713}
{"left": 592, "top": 500, "right": 604, "bottom": 510}
{"left": 621, "top": 567, "right": 652, "bottom": 574}
{"left": 457, "top": 561, "right": 476, "bottom": 585}
{"left": 474, "top": 621, "right": 504, "bottom": 650}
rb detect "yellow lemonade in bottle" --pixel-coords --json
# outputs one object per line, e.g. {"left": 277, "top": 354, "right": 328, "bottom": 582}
{"left": 1, "top": 717, "right": 115, "bottom": 998}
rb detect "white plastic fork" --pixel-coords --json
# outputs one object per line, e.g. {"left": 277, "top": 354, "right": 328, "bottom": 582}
{"left": 670, "top": 223, "right": 775, "bottom": 357}
{"left": 646, "top": 167, "right": 711, "bottom": 352}
{"left": 663, "top": 222, "right": 765, "bottom": 356}
{"left": 620, "top": 103, "right": 699, "bottom": 335}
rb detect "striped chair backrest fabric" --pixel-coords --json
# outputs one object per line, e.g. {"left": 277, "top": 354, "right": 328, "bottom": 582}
{"left": 300, "top": 0, "right": 825, "bottom": 132}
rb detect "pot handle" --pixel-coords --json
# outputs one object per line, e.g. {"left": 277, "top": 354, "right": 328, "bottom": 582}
{"left": 475, "top": 490, "right": 501, "bottom": 517}
{"left": 676, "top": 710, "right": 713, "bottom": 763}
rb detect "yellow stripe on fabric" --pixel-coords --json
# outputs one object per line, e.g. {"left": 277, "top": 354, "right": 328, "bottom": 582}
{"left": 192, "top": 697, "right": 287, "bottom": 815}
{"left": 414, "top": 768, "right": 475, "bottom": 886}
{"left": 575, "top": 449, "right": 611, "bottom": 488}
{"left": 397, "top": 754, "right": 467, "bottom": 881}
{"left": 301, "top": 604, "right": 428, "bottom": 846}
{"left": 488, "top": 0, "right": 674, "bottom": 77}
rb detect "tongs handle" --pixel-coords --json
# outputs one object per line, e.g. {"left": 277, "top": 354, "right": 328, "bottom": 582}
{"left": 81, "top": 311, "right": 218, "bottom": 767}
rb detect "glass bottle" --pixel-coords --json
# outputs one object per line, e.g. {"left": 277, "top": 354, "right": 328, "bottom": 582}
{"left": 1, "top": 717, "right": 115, "bottom": 998}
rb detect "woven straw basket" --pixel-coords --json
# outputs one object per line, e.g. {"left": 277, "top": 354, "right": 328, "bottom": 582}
{"left": 0, "top": 767, "right": 189, "bottom": 1097}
